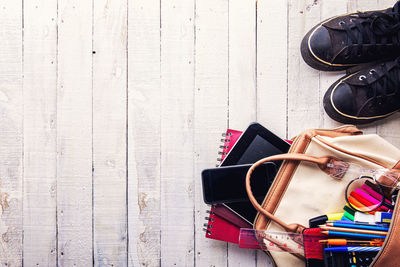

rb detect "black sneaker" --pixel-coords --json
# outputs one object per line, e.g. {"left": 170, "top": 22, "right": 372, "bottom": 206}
{"left": 301, "top": 1, "right": 400, "bottom": 71}
{"left": 323, "top": 57, "right": 400, "bottom": 124}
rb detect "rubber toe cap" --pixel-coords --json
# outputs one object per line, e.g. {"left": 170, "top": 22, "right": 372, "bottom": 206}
{"left": 309, "top": 26, "right": 334, "bottom": 63}
{"left": 331, "top": 83, "right": 355, "bottom": 116}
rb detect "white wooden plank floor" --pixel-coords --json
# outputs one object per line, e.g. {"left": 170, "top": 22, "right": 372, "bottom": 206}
{"left": 0, "top": 0, "right": 399, "bottom": 266}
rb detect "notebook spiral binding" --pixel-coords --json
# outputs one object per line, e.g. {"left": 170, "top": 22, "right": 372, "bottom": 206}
{"left": 216, "top": 132, "right": 232, "bottom": 166}
{"left": 203, "top": 208, "right": 215, "bottom": 236}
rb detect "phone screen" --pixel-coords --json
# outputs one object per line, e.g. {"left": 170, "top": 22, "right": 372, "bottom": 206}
{"left": 202, "top": 163, "right": 277, "bottom": 204}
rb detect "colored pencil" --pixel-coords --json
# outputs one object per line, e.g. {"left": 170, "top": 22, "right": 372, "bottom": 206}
{"left": 321, "top": 230, "right": 386, "bottom": 239}
{"left": 319, "top": 225, "right": 388, "bottom": 236}
{"left": 319, "top": 239, "right": 383, "bottom": 246}
{"left": 326, "top": 222, "right": 389, "bottom": 231}
{"left": 326, "top": 220, "right": 389, "bottom": 227}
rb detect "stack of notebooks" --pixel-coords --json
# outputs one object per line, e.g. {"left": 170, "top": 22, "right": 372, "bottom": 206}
{"left": 204, "top": 129, "right": 247, "bottom": 244}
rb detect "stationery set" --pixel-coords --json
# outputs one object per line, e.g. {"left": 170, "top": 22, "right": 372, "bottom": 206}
{"left": 202, "top": 123, "right": 400, "bottom": 267}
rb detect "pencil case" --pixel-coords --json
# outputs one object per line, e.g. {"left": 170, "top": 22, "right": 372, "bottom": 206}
{"left": 245, "top": 126, "right": 400, "bottom": 266}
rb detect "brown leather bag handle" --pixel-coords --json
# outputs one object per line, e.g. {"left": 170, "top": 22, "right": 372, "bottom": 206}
{"left": 245, "top": 153, "right": 332, "bottom": 233}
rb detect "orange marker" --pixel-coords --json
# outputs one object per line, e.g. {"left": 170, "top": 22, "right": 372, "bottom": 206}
{"left": 347, "top": 195, "right": 376, "bottom": 214}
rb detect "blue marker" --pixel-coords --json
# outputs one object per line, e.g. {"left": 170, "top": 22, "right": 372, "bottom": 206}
{"left": 325, "top": 246, "right": 381, "bottom": 252}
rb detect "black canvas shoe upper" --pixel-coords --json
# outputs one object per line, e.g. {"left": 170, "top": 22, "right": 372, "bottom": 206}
{"left": 323, "top": 57, "right": 400, "bottom": 124}
{"left": 301, "top": 1, "right": 400, "bottom": 71}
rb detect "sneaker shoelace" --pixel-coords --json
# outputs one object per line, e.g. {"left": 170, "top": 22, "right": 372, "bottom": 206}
{"left": 341, "top": 1, "right": 400, "bottom": 58}
{"left": 359, "top": 57, "right": 400, "bottom": 108}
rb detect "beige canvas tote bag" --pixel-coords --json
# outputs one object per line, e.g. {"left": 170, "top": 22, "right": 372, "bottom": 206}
{"left": 245, "top": 126, "right": 400, "bottom": 266}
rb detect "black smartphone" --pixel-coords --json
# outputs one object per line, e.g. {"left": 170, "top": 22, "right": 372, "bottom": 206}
{"left": 219, "top": 122, "right": 290, "bottom": 224}
{"left": 202, "top": 163, "right": 277, "bottom": 204}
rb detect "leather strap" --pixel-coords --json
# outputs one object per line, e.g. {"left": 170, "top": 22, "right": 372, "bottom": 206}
{"left": 245, "top": 153, "right": 332, "bottom": 233}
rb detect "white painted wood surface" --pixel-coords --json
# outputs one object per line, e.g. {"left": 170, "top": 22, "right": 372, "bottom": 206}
{"left": 23, "top": 0, "right": 57, "bottom": 265}
{"left": 0, "top": 0, "right": 397, "bottom": 266}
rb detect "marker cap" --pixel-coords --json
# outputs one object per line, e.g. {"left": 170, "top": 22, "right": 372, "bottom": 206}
{"left": 309, "top": 213, "right": 343, "bottom": 227}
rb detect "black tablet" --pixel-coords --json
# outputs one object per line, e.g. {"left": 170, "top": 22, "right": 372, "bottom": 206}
{"left": 220, "top": 122, "right": 290, "bottom": 224}
{"left": 221, "top": 122, "right": 290, "bottom": 166}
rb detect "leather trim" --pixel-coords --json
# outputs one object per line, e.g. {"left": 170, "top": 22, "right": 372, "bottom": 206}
{"left": 253, "top": 126, "right": 361, "bottom": 231}
{"left": 314, "top": 135, "right": 388, "bottom": 168}
{"left": 371, "top": 196, "right": 400, "bottom": 266}
{"left": 246, "top": 154, "right": 333, "bottom": 232}
{"left": 392, "top": 159, "right": 400, "bottom": 170}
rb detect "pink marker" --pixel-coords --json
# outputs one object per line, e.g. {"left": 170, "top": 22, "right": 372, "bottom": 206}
{"left": 361, "top": 184, "right": 392, "bottom": 206}
{"left": 355, "top": 188, "right": 389, "bottom": 212}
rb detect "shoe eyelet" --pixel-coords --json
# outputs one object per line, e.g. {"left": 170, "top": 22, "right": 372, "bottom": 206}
{"left": 339, "top": 21, "right": 345, "bottom": 26}
{"left": 369, "top": 69, "right": 376, "bottom": 74}
{"left": 350, "top": 18, "right": 355, "bottom": 23}
{"left": 359, "top": 75, "right": 367, "bottom": 81}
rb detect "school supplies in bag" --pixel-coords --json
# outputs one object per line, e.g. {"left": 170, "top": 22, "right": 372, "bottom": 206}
{"left": 245, "top": 126, "right": 400, "bottom": 266}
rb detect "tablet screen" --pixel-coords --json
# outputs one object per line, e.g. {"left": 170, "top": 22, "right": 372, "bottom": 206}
{"left": 237, "top": 135, "right": 283, "bottom": 164}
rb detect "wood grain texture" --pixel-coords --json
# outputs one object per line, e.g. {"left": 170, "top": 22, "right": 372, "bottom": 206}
{"left": 228, "top": 0, "right": 257, "bottom": 131}
{"left": 319, "top": 0, "right": 347, "bottom": 129}
{"left": 0, "top": 0, "right": 23, "bottom": 265}
{"left": 93, "top": 0, "right": 128, "bottom": 266}
{"left": 127, "top": 0, "right": 161, "bottom": 266}
{"left": 23, "top": 0, "right": 57, "bottom": 265}
{"left": 228, "top": 1, "right": 258, "bottom": 266}
{"left": 287, "top": 0, "right": 322, "bottom": 137}
{"left": 256, "top": 1, "right": 287, "bottom": 265}
{"left": 160, "top": 0, "right": 195, "bottom": 266}
{"left": 194, "top": 0, "right": 229, "bottom": 266}
{"left": 257, "top": 0, "right": 288, "bottom": 139}
{"left": 57, "top": 0, "right": 93, "bottom": 265}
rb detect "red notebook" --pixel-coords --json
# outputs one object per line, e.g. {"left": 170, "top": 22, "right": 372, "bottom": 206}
{"left": 204, "top": 129, "right": 244, "bottom": 244}
{"left": 204, "top": 128, "right": 293, "bottom": 244}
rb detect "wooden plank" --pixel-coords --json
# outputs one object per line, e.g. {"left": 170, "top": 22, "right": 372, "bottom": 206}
{"left": 160, "top": 0, "right": 195, "bottom": 265}
{"left": 57, "top": 0, "right": 93, "bottom": 265}
{"left": 127, "top": 0, "right": 161, "bottom": 266}
{"left": 194, "top": 0, "right": 229, "bottom": 265}
{"left": 22, "top": 0, "right": 57, "bottom": 265}
{"left": 319, "top": 1, "right": 347, "bottom": 129}
{"left": 92, "top": 0, "right": 128, "bottom": 266}
{"left": 228, "top": 1, "right": 257, "bottom": 266}
{"left": 0, "top": 0, "right": 23, "bottom": 265}
{"left": 256, "top": 1, "right": 288, "bottom": 266}
{"left": 228, "top": 0, "right": 257, "bottom": 131}
{"left": 257, "top": 0, "right": 288, "bottom": 138}
{"left": 287, "top": 0, "right": 321, "bottom": 137}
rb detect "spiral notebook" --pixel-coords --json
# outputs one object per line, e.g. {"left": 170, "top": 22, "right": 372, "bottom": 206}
{"left": 204, "top": 127, "right": 293, "bottom": 244}
{"left": 204, "top": 129, "right": 246, "bottom": 244}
